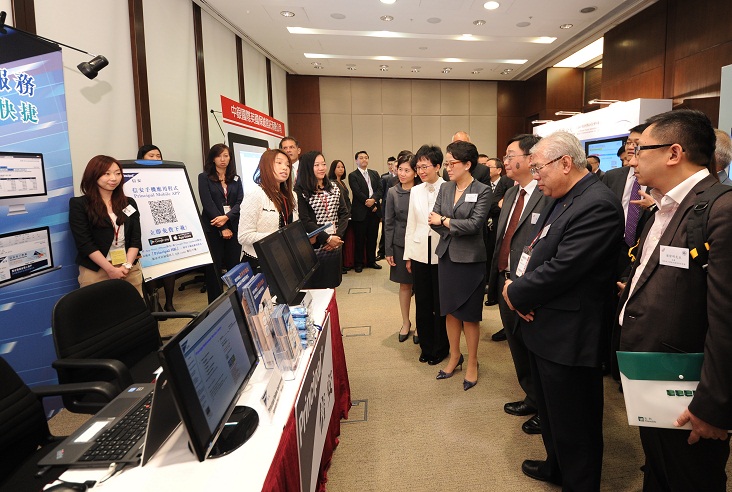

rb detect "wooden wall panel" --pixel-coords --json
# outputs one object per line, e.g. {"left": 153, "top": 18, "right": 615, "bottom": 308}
{"left": 546, "top": 68, "right": 583, "bottom": 111}
{"left": 286, "top": 74, "right": 320, "bottom": 115}
{"left": 287, "top": 113, "right": 321, "bottom": 154}
{"left": 603, "top": 67, "right": 665, "bottom": 101}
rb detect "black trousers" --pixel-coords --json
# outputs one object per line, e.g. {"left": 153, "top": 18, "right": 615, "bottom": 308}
{"left": 529, "top": 351, "right": 604, "bottom": 491}
{"left": 498, "top": 273, "right": 536, "bottom": 408}
{"left": 353, "top": 211, "right": 379, "bottom": 267}
{"left": 639, "top": 426, "right": 730, "bottom": 491}
{"left": 411, "top": 259, "right": 448, "bottom": 360}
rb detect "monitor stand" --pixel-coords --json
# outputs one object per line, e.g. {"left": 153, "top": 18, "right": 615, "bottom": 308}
{"left": 290, "top": 290, "right": 306, "bottom": 306}
{"left": 208, "top": 405, "right": 259, "bottom": 459}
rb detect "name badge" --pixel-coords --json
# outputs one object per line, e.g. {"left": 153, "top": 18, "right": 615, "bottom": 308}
{"left": 325, "top": 224, "right": 336, "bottom": 235}
{"left": 109, "top": 247, "right": 126, "bottom": 266}
{"left": 464, "top": 193, "right": 478, "bottom": 203}
{"left": 516, "top": 249, "right": 531, "bottom": 277}
{"left": 540, "top": 224, "right": 551, "bottom": 239}
{"left": 659, "top": 245, "right": 689, "bottom": 269}
{"left": 122, "top": 204, "right": 136, "bottom": 216}
{"left": 223, "top": 205, "right": 231, "bottom": 214}
{"left": 531, "top": 212, "right": 540, "bottom": 225}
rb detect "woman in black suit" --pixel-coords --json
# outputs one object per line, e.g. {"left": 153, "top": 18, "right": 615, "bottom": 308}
{"left": 198, "top": 143, "right": 244, "bottom": 302}
{"left": 428, "top": 140, "right": 491, "bottom": 390}
{"left": 69, "top": 155, "right": 143, "bottom": 295}
{"left": 329, "top": 159, "right": 354, "bottom": 273}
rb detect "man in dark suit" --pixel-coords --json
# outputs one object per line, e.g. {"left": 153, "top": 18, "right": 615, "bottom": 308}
{"left": 348, "top": 150, "right": 383, "bottom": 272}
{"left": 587, "top": 154, "right": 604, "bottom": 179}
{"left": 488, "top": 134, "right": 552, "bottom": 435}
{"left": 503, "top": 131, "right": 624, "bottom": 490}
{"left": 617, "top": 109, "right": 732, "bottom": 491}
{"left": 442, "top": 131, "right": 492, "bottom": 186}
{"left": 377, "top": 156, "right": 397, "bottom": 260}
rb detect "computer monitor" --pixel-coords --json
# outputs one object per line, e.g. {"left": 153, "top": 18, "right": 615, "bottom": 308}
{"left": 159, "top": 286, "right": 260, "bottom": 461}
{"left": 0, "top": 226, "right": 59, "bottom": 287}
{"left": 584, "top": 135, "right": 628, "bottom": 172}
{"left": 0, "top": 151, "right": 48, "bottom": 215}
{"left": 253, "top": 220, "right": 318, "bottom": 305}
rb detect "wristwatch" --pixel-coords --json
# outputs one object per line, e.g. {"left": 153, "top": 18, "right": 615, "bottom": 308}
{"left": 440, "top": 216, "right": 446, "bottom": 225}
{"left": 122, "top": 262, "right": 133, "bottom": 270}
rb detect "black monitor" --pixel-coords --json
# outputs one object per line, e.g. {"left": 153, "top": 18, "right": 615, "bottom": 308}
{"left": 584, "top": 135, "right": 628, "bottom": 172}
{"left": 159, "top": 286, "right": 259, "bottom": 461}
{"left": 253, "top": 220, "right": 318, "bottom": 305}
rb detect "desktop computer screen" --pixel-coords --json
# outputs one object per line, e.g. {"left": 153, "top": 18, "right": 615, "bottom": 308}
{"left": 0, "top": 151, "right": 48, "bottom": 215}
{"left": 159, "top": 286, "right": 259, "bottom": 461}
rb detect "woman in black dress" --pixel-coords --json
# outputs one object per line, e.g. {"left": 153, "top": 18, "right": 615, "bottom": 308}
{"left": 329, "top": 159, "right": 354, "bottom": 273}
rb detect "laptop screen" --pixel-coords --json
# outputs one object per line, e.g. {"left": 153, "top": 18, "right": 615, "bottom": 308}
{"left": 159, "top": 287, "right": 259, "bottom": 461}
{"left": 0, "top": 226, "right": 55, "bottom": 287}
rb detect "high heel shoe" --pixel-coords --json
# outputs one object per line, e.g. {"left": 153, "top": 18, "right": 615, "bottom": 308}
{"left": 398, "top": 324, "right": 411, "bottom": 343}
{"left": 463, "top": 362, "right": 479, "bottom": 391}
{"left": 436, "top": 354, "right": 464, "bottom": 380}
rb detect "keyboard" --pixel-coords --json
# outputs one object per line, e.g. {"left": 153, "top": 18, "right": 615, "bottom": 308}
{"left": 79, "top": 393, "right": 153, "bottom": 462}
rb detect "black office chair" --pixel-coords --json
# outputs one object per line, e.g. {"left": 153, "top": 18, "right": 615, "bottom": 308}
{"left": 0, "top": 356, "right": 116, "bottom": 490}
{"left": 51, "top": 279, "right": 195, "bottom": 414}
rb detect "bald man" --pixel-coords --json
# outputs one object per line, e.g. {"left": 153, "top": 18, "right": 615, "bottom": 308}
{"left": 443, "top": 131, "right": 491, "bottom": 186}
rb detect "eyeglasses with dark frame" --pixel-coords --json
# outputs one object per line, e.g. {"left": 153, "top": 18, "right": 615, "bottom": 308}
{"left": 634, "top": 143, "right": 675, "bottom": 158}
{"left": 529, "top": 155, "right": 564, "bottom": 175}
{"left": 503, "top": 153, "right": 530, "bottom": 162}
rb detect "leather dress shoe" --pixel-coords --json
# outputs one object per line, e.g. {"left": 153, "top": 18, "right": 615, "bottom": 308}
{"left": 419, "top": 354, "right": 429, "bottom": 363}
{"left": 521, "top": 459, "right": 562, "bottom": 485}
{"left": 354, "top": 266, "right": 363, "bottom": 273}
{"left": 367, "top": 263, "right": 382, "bottom": 270}
{"left": 427, "top": 353, "right": 448, "bottom": 366}
{"left": 491, "top": 328, "right": 507, "bottom": 341}
{"left": 522, "top": 414, "right": 541, "bottom": 435}
{"left": 504, "top": 401, "right": 537, "bottom": 416}
{"left": 484, "top": 299, "right": 498, "bottom": 306}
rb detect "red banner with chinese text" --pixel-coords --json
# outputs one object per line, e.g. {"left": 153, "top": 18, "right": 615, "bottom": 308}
{"left": 220, "top": 95, "right": 285, "bottom": 138}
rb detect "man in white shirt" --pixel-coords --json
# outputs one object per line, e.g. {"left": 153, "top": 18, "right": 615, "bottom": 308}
{"left": 348, "top": 151, "right": 383, "bottom": 272}
{"left": 279, "top": 136, "right": 301, "bottom": 180}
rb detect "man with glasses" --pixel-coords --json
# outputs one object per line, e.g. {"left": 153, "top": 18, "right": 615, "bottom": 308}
{"left": 617, "top": 109, "right": 732, "bottom": 491}
{"left": 502, "top": 131, "right": 624, "bottom": 490}
{"left": 487, "top": 134, "right": 552, "bottom": 436}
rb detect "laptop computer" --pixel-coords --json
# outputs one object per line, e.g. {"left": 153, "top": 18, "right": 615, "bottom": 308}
{"left": 38, "top": 372, "right": 179, "bottom": 469}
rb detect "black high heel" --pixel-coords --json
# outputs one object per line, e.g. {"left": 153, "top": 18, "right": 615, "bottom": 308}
{"left": 463, "top": 362, "right": 479, "bottom": 391}
{"left": 436, "top": 354, "right": 464, "bottom": 380}
{"left": 398, "top": 325, "right": 411, "bottom": 343}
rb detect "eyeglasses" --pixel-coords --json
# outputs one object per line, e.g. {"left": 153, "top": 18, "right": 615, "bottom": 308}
{"left": 416, "top": 165, "right": 433, "bottom": 171}
{"left": 529, "top": 155, "right": 563, "bottom": 175}
{"left": 443, "top": 160, "right": 463, "bottom": 169}
{"left": 634, "top": 143, "right": 674, "bottom": 158}
{"left": 503, "top": 153, "right": 530, "bottom": 162}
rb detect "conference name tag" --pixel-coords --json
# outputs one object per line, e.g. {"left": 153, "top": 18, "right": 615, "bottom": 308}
{"left": 540, "top": 224, "right": 551, "bottom": 239}
{"left": 531, "top": 212, "right": 540, "bottom": 225}
{"left": 516, "top": 248, "right": 531, "bottom": 277}
{"left": 464, "top": 193, "right": 478, "bottom": 203}
{"left": 109, "top": 247, "right": 126, "bottom": 266}
{"left": 223, "top": 205, "right": 231, "bottom": 214}
{"left": 659, "top": 245, "right": 689, "bottom": 269}
{"left": 122, "top": 204, "right": 136, "bottom": 216}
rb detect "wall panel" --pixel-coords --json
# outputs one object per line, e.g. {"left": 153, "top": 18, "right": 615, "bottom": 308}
{"left": 470, "top": 82, "right": 497, "bottom": 116}
{"left": 321, "top": 113, "right": 353, "bottom": 167}
{"left": 412, "top": 115, "right": 441, "bottom": 150}
{"left": 383, "top": 115, "right": 413, "bottom": 159}
{"left": 352, "top": 114, "right": 384, "bottom": 174}
{"left": 319, "top": 77, "right": 351, "bottom": 115}
{"left": 351, "top": 79, "right": 382, "bottom": 115}
{"left": 440, "top": 81, "right": 470, "bottom": 115}
{"left": 241, "top": 41, "right": 268, "bottom": 114}
{"left": 382, "top": 79, "right": 412, "bottom": 115}
{"left": 412, "top": 80, "right": 441, "bottom": 115}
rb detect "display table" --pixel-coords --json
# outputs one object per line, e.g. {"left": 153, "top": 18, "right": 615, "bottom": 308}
{"left": 55, "top": 289, "right": 350, "bottom": 491}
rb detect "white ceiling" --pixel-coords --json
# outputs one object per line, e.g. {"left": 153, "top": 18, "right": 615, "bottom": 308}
{"left": 196, "top": 0, "right": 655, "bottom": 81}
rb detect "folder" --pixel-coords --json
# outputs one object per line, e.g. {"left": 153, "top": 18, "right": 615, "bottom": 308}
{"left": 616, "top": 351, "right": 703, "bottom": 430}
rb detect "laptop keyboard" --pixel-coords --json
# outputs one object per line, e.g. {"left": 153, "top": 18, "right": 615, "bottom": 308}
{"left": 79, "top": 393, "right": 153, "bottom": 462}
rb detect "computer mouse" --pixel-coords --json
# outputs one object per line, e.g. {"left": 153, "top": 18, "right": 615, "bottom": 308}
{"left": 44, "top": 481, "right": 89, "bottom": 491}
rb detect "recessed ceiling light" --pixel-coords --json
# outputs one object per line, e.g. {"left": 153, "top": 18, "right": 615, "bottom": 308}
{"left": 427, "top": 17, "right": 441, "bottom": 24}
{"left": 442, "top": 67, "right": 452, "bottom": 74}
{"left": 280, "top": 11, "right": 295, "bottom": 17}
{"left": 560, "top": 24, "right": 573, "bottom": 29}
{"left": 580, "top": 6, "right": 597, "bottom": 13}
{"left": 483, "top": 1, "right": 500, "bottom": 10}
{"left": 347, "top": 66, "right": 357, "bottom": 71}
{"left": 471, "top": 71, "right": 480, "bottom": 75}
{"left": 516, "top": 21, "right": 530, "bottom": 27}
{"left": 313, "top": 66, "right": 324, "bottom": 70}
{"left": 504, "top": 68, "right": 513, "bottom": 72}
{"left": 411, "top": 68, "right": 420, "bottom": 73}
{"left": 473, "top": 19, "right": 486, "bottom": 26}
{"left": 554, "top": 37, "right": 603, "bottom": 68}
{"left": 380, "top": 15, "right": 394, "bottom": 21}
{"left": 331, "top": 13, "right": 346, "bottom": 20}
{"left": 380, "top": 0, "right": 397, "bottom": 4}
{"left": 380, "top": 66, "right": 389, "bottom": 72}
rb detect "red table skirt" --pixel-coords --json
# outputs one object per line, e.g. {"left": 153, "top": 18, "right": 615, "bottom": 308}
{"left": 262, "top": 292, "right": 350, "bottom": 492}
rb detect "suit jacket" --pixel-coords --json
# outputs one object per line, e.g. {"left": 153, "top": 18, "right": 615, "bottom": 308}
{"left": 617, "top": 175, "right": 732, "bottom": 429}
{"left": 443, "top": 163, "right": 492, "bottom": 186}
{"left": 384, "top": 184, "right": 411, "bottom": 255}
{"left": 507, "top": 174, "right": 624, "bottom": 367}
{"left": 198, "top": 173, "right": 244, "bottom": 234}
{"left": 69, "top": 196, "right": 142, "bottom": 271}
{"left": 487, "top": 184, "right": 553, "bottom": 300}
{"left": 488, "top": 175, "right": 515, "bottom": 223}
{"left": 594, "top": 169, "right": 605, "bottom": 180}
{"left": 380, "top": 172, "right": 396, "bottom": 217}
{"left": 431, "top": 180, "right": 491, "bottom": 263}
{"left": 719, "top": 167, "right": 732, "bottom": 186}
{"left": 348, "top": 168, "right": 382, "bottom": 222}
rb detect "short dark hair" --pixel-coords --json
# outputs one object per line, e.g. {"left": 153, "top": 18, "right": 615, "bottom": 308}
{"left": 617, "top": 146, "right": 626, "bottom": 158}
{"left": 508, "top": 134, "right": 542, "bottom": 155}
{"left": 279, "top": 136, "right": 299, "bottom": 148}
{"left": 489, "top": 157, "right": 503, "bottom": 169}
{"left": 478, "top": 153, "right": 489, "bottom": 160}
{"left": 355, "top": 150, "right": 369, "bottom": 160}
{"left": 628, "top": 123, "right": 649, "bottom": 135}
{"left": 645, "top": 109, "right": 716, "bottom": 170}
{"left": 446, "top": 140, "right": 479, "bottom": 174}
{"left": 587, "top": 155, "right": 601, "bottom": 163}
{"left": 414, "top": 144, "right": 443, "bottom": 167}
{"left": 387, "top": 156, "right": 396, "bottom": 162}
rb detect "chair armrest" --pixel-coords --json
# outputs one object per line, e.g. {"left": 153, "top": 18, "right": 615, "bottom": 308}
{"left": 32, "top": 380, "right": 119, "bottom": 403}
{"left": 151, "top": 311, "right": 198, "bottom": 320}
{"left": 52, "top": 358, "right": 133, "bottom": 391}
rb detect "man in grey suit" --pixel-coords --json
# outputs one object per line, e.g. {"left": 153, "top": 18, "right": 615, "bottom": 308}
{"left": 488, "top": 134, "right": 552, "bottom": 435}
{"left": 503, "top": 131, "right": 624, "bottom": 490}
{"left": 714, "top": 129, "right": 732, "bottom": 185}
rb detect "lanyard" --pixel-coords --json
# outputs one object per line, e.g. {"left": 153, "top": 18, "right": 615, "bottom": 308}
{"left": 114, "top": 223, "right": 121, "bottom": 247}
{"left": 318, "top": 191, "right": 329, "bottom": 215}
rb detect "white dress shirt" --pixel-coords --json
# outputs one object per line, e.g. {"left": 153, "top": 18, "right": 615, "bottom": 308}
{"left": 403, "top": 178, "right": 445, "bottom": 264}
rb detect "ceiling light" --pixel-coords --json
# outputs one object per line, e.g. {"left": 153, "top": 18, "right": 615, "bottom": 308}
{"left": 411, "top": 68, "right": 420, "bottom": 73}
{"left": 302, "top": 53, "right": 526, "bottom": 65}
{"left": 280, "top": 11, "right": 295, "bottom": 17}
{"left": 473, "top": 20, "right": 486, "bottom": 26}
{"left": 532, "top": 120, "right": 554, "bottom": 125}
{"left": 380, "top": 15, "right": 394, "bottom": 21}
{"left": 504, "top": 68, "right": 513, "bottom": 72}
{"left": 560, "top": 24, "right": 573, "bottom": 29}
{"left": 533, "top": 37, "right": 557, "bottom": 44}
{"left": 427, "top": 17, "right": 441, "bottom": 24}
{"left": 442, "top": 67, "right": 452, "bottom": 74}
{"left": 380, "top": 66, "right": 389, "bottom": 72}
{"left": 312, "top": 62, "right": 321, "bottom": 66}
{"left": 516, "top": 21, "right": 530, "bottom": 27}
{"left": 555, "top": 111, "right": 581, "bottom": 116}
{"left": 588, "top": 99, "right": 620, "bottom": 105}
{"left": 580, "top": 6, "right": 597, "bottom": 13}
{"left": 331, "top": 13, "right": 346, "bottom": 20}
{"left": 347, "top": 66, "right": 356, "bottom": 71}
{"left": 313, "top": 65, "right": 324, "bottom": 70}
{"left": 380, "top": 0, "right": 397, "bottom": 4}
{"left": 554, "top": 37, "right": 603, "bottom": 68}
{"left": 484, "top": 1, "right": 500, "bottom": 10}
{"left": 471, "top": 71, "right": 480, "bottom": 75}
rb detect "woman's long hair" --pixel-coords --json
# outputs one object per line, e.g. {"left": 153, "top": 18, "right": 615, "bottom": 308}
{"left": 296, "top": 151, "right": 332, "bottom": 199}
{"left": 80, "top": 155, "right": 129, "bottom": 227}
{"left": 255, "top": 149, "right": 294, "bottom": 216}
{"left": 204, "top": 143, "right": 235, "bottom": 183}
{"left": 328, "top": 159, "right": 346, "bottom": 182}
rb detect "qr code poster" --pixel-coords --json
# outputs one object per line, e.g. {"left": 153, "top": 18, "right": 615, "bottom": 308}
{"left": 122, "top": 163, "right": 211, "bottom": 278}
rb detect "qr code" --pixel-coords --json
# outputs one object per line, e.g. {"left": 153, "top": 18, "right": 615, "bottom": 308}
{"left": 149, "top": 199, "right": 178, "bottom": 225}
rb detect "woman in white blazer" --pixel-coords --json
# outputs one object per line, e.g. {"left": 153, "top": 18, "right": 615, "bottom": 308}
{"left": 238, "top": 149, "right": 298, "bottom": 271}
{"left": 403, "top": 144, "right": 449, "bottom": 366}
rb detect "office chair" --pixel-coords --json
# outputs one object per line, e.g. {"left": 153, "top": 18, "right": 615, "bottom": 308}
{"left": 51, "top": 279, "right": 195, "bottom": 414}
{"left": 0, "top": 356, "right": 116, "bottom": 490}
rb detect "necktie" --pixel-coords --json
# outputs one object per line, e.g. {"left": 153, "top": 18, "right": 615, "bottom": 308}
{"left": 497, "top": 189, "right": 526, "bottom": 272}
{"left": 363, "top": 170, "right": 373, "bottom": 196}
{"left": 625, "top": 177, "right": 641, "bottom": 246}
